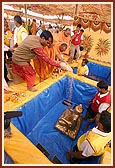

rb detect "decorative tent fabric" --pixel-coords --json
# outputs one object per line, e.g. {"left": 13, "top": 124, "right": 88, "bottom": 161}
{"left": 73, "top": 17, "right": 111, "bottom": 33}
{"left": 4, "top": 3, "right": 111, "bottom": 31}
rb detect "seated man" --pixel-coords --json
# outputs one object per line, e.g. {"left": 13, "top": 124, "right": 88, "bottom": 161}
{"left": 76, "top": 58, "right": 89, "bottom": 76}
{"left": 66, "top": 110, "right": 111, "bottom": 164}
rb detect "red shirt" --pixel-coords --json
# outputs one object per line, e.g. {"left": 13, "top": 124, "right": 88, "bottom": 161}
{"left": 71, "top": 30, "right": 83, "bottom": 45}
{"left": 91, "top": 91, "right": 111, "bottom": 112}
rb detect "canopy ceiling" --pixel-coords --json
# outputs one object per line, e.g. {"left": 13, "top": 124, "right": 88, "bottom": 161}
{"left": 4, "top": 4, "right": 111, "bottom": 23}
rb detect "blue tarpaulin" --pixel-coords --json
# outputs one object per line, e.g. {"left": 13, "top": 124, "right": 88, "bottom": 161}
{"left": 11, "top": 76, "right": 101, "bottom": 164}
{"left": 73, "top": 61, "right": 111, "bottom": 86}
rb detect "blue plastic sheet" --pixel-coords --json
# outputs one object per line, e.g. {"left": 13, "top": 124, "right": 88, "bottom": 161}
{"left": 12, "top": 76, "right": 101, "bottom": 164}
{"left": 4, "top": 151, "right": 14, "bottom": 164}
{"left": 73, "top": 61, "right": 111, "bottom": 85}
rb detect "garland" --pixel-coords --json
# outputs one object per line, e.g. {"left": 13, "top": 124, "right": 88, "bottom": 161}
{"left": 73, "top": 17, "right": 111, "bottom": 33}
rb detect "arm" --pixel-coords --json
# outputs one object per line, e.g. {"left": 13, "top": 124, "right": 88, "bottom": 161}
{"left": 56, "top": 53, "right": 64, "bottom": 62}
{"left": 56, "top": 53, "right": 68, "bottom": 65}
{"left": 33, "top": 48, "right": 61, "bottom": 67}
{"left": 66, "top": 151, "right": 87, "bottom": 160}
{"left": 71, "top": 33, "right": 77, "bottom": 40}
{"left": 66, "top": 139, "right": 95, "bottom": 160}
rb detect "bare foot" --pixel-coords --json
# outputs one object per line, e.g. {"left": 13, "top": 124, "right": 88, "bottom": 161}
{"left": 27, "top": 87, "right": 37, "bottom": 92}
{"left": 8, "top": 80, "right": 14, "bottom": 85}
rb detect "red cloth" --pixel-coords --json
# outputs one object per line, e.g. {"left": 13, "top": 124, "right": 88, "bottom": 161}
{"left": 91, "top": 91, "right": 111, "bottom": 112}
{"left": 12, "top": 61, "right": 36, "bottom": 88}
{"left": 71, "top": 31, "right": 83, "bottom": 45}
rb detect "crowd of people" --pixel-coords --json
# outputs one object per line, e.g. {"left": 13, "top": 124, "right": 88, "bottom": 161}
{"left": 4, "top": 15, "right": 88, "bottom": 92}
{"left": 4, "top": 15, "right": 111, "bottom": 164}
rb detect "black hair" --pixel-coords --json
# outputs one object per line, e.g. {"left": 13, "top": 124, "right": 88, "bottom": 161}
{"left": 77, "top": 24, "right": 82, "bottom": 28}
{"left": 81, "top": 29, "right": 84, "bottom": 32}
{"left": 40, "top": 30, "right": 53, "bottom": 42}
{"left": 83, "top": 58, "right": 88, "bottom": 64}
{"left": 14, "top": 15, "right": 22, "bottom": 25}
{"left": 60, "top": 43, "right": 67, "bottom": 49}
{"left": 97, "top": 80, "right": 108, "bottom": 90}
{"left": 80, "top": 46, "right": 84, "bottom": 51}
{"left": 99, "top": 110, "right": 111, "bottom": 133}
{"left": 33, "top": 19, "right": 36, "bottom": 22}
{"left": 65, "top": 28, "right": 70, "bottom": 31}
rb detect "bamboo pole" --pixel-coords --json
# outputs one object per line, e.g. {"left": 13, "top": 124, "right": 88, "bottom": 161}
{"left": 61, "top": 13, "right": 64, "bottom": 26}
{"left": 24, "top": 4, "right": 27, "bottom": 25}
{"left": 74, "top": 4, "right": 78, "bottom": 16}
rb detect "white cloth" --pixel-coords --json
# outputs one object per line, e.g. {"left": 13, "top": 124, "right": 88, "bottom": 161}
{"left": 37, "top": 29, "right": 43, "bottom": 36}
{"left": 97, "top": 92, "right": 110, "bottom": 113}
{"left": 84, "top": 65, "right": 89, "bottom": 76}
{"left": 4, "top": 45, "right": 9, "bottom": 51}
{"left": 80, "top": 127, "right": 110, "bottom": 157}
{"left": 14, "top": 27, "right": 18, "bottom": 45}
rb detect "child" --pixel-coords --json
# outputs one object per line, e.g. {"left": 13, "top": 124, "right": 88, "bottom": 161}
{"left": 76, "top": 58, "right": 89, "bottom": 76}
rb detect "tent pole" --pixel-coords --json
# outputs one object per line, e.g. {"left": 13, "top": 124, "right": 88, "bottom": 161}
{"left": 24, "top": 4, "right": 27, "bottom": 25}
{"left": 61, "top": 13, "right": 64, "bottom": 26}
{"left": 74, "top": 4, "right": 78, "bottom": 16}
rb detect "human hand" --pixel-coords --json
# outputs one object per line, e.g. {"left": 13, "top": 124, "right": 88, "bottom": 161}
{"left": 66, "top": 151, "right": 73, "bottom": 160}
{"left": 60, "top": 62, "right": 73, "bottom": 72}
{"left": 9, "top": 48, "right": 15, "bottom": 52}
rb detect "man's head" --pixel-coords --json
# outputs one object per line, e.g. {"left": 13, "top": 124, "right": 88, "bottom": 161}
{"left": 14, "top": 15, "right": 22, "bottom": 27}
{"left": 28, "top": 19, "right": 31, "bottom": 25}
{"left": 22, "top": 21, "right": 25, "bottom": 27}
{"left": 97, "top": 80, "right": 108, "bottom": 94}
{"left": 76, "top": 24, "right": 82, "bottom": 32}
{"left": 96, "top": 110, "right": 111, "bottom": 133}
{"left": 48, "top": 24, "right": 52, "bottom": 29}
{"left": 41, "top": 25, "right": 46, "bottom": 31}
{"left": 64, "top": 28, "right": 71, "bottom": 37}
{"left": 81, "top": 59, "right": 88, "bottom": 66}
{"left": 40, "top": 30, "right": 53, "bottom": 47}
{"left": 59, "top": 43, "right": 67, "bottom": 52}
{"left": 33, "top": 19, "right": 36, "bottom": 22}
